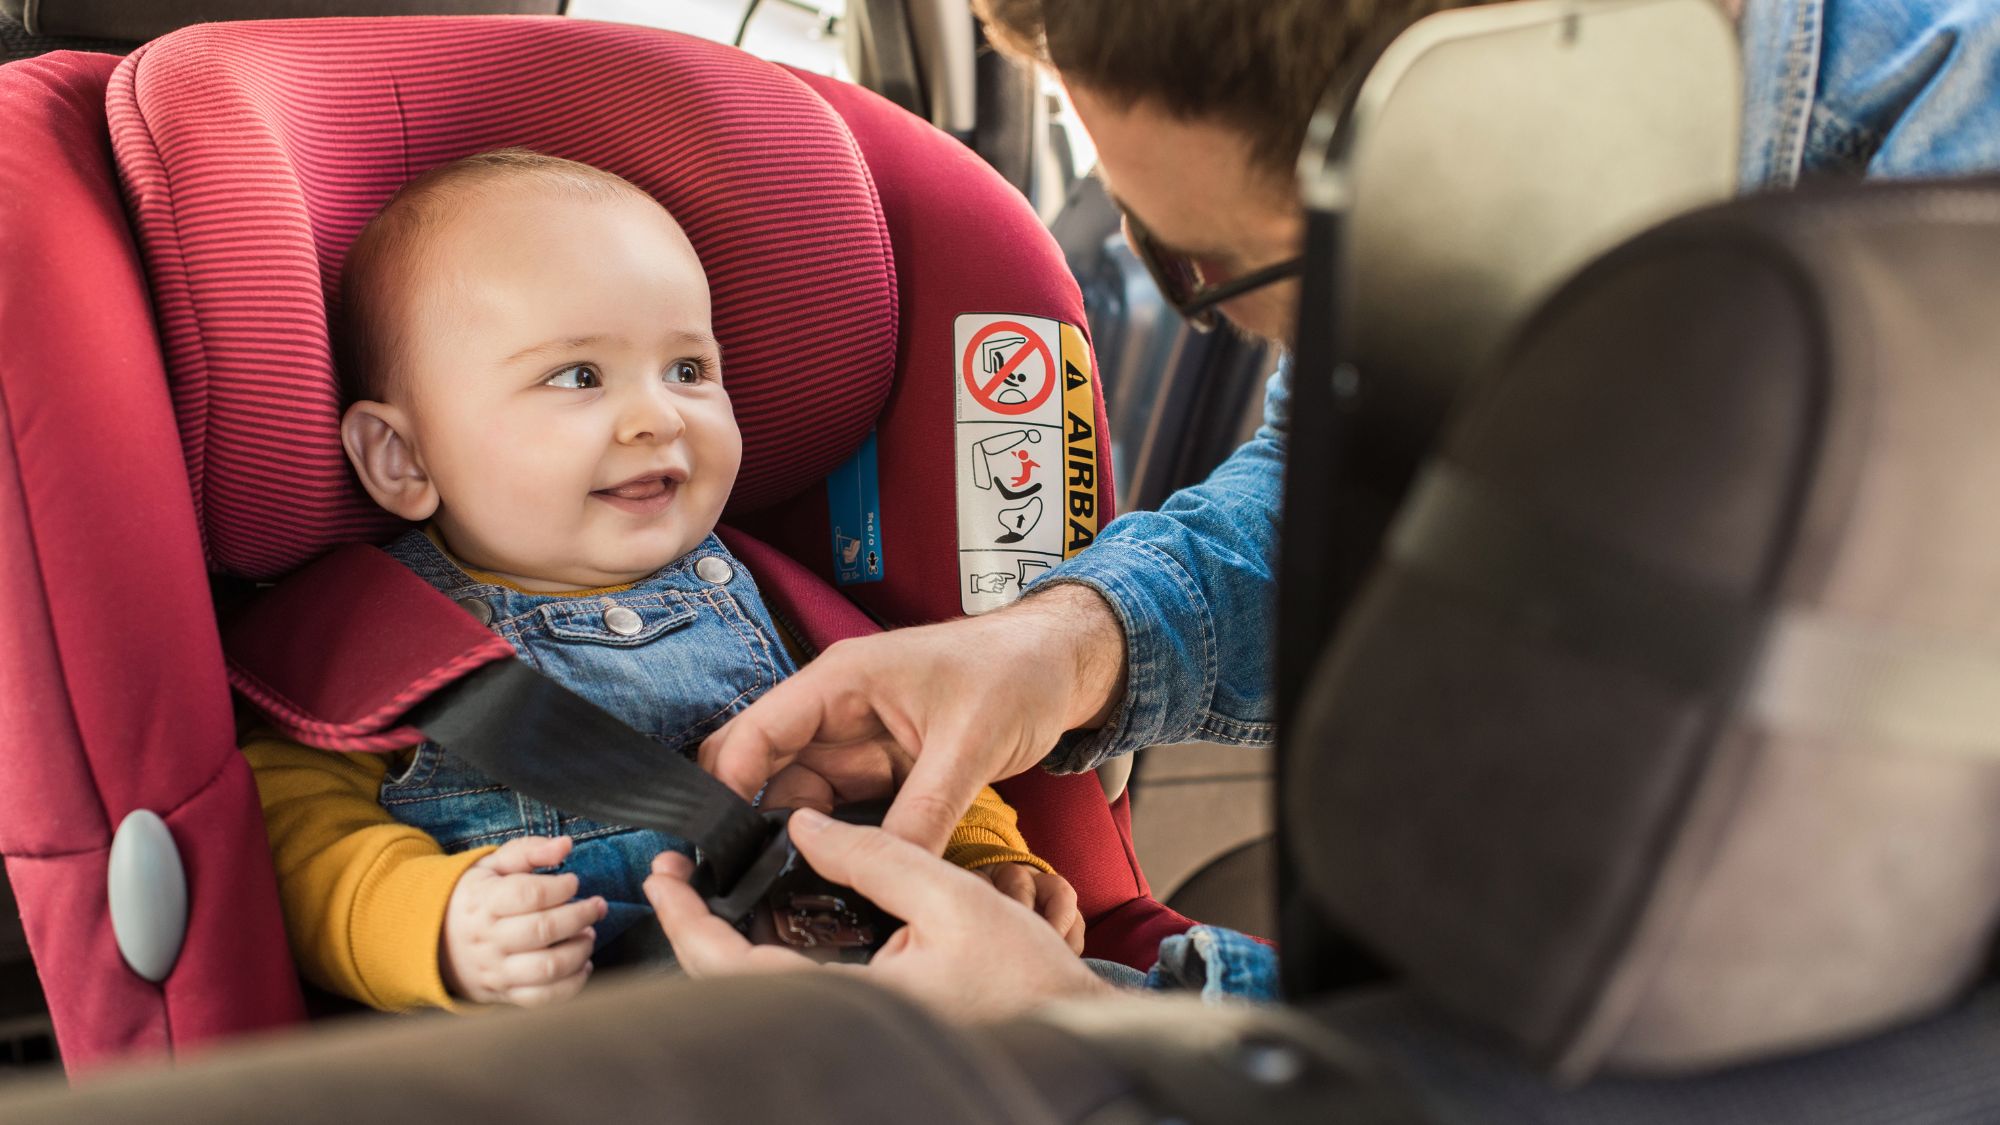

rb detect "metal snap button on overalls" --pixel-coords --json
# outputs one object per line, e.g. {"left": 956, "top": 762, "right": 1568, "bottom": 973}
{"left": 456, "top": 597, "right": 493, "bottom": 626}
{"left": 695, "top": 556, "right": 734, "bottom": 585}
{"left": 603, "top": 606, "right": 644, "bottom": 636}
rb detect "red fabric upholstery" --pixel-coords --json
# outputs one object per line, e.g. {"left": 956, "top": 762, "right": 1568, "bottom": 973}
{"left": 221, "top": 546, "right": 516, "bottom": 751}
{"left": 108, "top": 17, "right": 898, "bottom": 579}
{"left": 739, "top": 70, "right": 1121, "bottom": 630}
{"left": 0, "top": 51, "right": 302, "bottom": 1070}
{"left": 762, "top": 72, "right": 1178, "bottom": 967}
{"left": 0, "top": 17, "right": 1188, "bottom": 1069}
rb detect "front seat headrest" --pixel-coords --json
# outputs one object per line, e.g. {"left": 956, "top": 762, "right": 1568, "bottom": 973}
{"left": 1292, "top": 175, "right": 2000, "bottom": 1078}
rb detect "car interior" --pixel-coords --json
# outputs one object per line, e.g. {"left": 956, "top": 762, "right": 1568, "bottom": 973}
{"left": 2, "top": 0, "right": 1997, "bottom": 1120}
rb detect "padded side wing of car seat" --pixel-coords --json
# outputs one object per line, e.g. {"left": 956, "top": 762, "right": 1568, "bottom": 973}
{"left": 734, "top": 74, "right": 1202, "bottom": 968}
{"left": 221, "top": 545, "right": 516, "bottom": 750}
{"left": 0, "top": 51, "right": 304, "bottom": 1069}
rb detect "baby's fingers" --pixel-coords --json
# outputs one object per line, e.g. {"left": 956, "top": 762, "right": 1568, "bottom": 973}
{"left": 477, "top": 835, "right": 574, "bottom": 876}
{"left": 489, "top": 871, "right": 582, "bottom": 918}
{"left": 491, "top": 896, "right": 607, "bottom": 954}
{"left": 985, "top": 864, "right": 1039, "bottom": 911}
{"left": 498, "top": 930, "right": 596, "bottom": 995}
{"left": 505, "top": 962, "right": 594, "bottom": 1009}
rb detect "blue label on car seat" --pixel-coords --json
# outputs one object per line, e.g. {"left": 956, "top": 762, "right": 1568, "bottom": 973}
{"left": 827, "top": 430, "right": 885, "bottom": 586}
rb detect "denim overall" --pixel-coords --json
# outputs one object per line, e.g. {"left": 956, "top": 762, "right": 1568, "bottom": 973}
{"left": 378, "top": 529, "right": 799, "bottom": 957}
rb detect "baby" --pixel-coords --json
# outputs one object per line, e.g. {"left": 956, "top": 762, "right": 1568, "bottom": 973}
{"left": 243, "top": 150, "right": 1080, "bottom": 1011}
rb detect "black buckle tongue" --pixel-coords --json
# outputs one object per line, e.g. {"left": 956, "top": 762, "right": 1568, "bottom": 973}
{"left": 701, "top": 809, "right": 798, "bottom": 923}
{"left": 698, "top": 803, "right": 900, "bottom": 962}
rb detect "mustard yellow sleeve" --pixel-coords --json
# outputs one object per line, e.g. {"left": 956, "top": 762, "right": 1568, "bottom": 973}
{"left": 943, "top": 786, "right": 1055, "bottom": 875}
{"left": 243, "top": 730, "right": 492, "bottom": 1012}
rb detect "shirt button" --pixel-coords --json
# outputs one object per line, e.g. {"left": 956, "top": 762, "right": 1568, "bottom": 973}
{"left": 456, "top": 597, "right": 493, "bottom": 627}
{"left": 695, "top": 556, "right": 734, "bottom": 585}
{"left": 603, "top": 606, "right": 645, "bottom": 636}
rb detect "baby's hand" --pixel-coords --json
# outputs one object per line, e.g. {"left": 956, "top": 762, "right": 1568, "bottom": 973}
{"left": 978, "top": 863, "right": 1085, "bottom": 955}
{"left": 441, "top": 835, "right": 608, "bottom": 1007}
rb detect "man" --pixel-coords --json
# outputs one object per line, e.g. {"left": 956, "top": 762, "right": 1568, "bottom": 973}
{"left": 650, "top": 0, "right": 2000, "bottom": 1016}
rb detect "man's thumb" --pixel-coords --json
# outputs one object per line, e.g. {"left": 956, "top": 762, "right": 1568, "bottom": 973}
{"left": 880, "top": 751, "right": 980, "bottom": 854}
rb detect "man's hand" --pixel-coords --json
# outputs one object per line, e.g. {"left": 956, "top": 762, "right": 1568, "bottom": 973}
{"left": 644, "top": 810, "right": 1113, "bottom": 1019}
{"left": 977, "top": 864, "right": 1085, "bottom": 954}
{"left": 441, "top": 835, "right": 607, "bottom": 1007}
{"left": 700, "top": 584, "right": 1128, "bottom": 851}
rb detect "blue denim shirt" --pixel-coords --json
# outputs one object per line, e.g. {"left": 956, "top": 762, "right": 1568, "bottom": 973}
{"left": 378, "top": 529, "right": 796, "bottom": 957}
{"left": 1047, "top": 0, "right": 2000, "bottom": 1001}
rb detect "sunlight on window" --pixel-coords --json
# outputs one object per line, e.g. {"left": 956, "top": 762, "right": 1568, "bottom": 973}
{"left": 567, "top": 0, "right": 849, "bottom": 79}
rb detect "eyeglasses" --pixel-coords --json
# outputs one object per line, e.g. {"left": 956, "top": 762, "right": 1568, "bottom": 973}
{"left": 1121, "top": 209, "right": 1306, "bottom": 333}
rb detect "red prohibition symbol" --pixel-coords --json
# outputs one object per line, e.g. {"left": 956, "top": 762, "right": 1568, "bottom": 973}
{"left": 961, "top": 320, "right": 1056, "bottom": 416}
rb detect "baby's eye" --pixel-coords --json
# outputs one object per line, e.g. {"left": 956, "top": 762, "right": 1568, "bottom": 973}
{"left": 545, "top": 364, "right": 601, "bottom": 390}
{"left": 667, "top": 359, "right": 709, "bottom": 385}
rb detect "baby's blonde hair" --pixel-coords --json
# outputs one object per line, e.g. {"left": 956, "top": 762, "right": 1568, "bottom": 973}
{"left": 336, "top": 148, "right": 661, "bottom": 403}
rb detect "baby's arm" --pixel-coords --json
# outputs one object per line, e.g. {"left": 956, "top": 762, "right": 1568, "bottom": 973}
{"left": 946, "top": 788, "right": 1085, "bottom": 953}
{"left": 242, "top": 730, "right": 600, "bottom": 1009}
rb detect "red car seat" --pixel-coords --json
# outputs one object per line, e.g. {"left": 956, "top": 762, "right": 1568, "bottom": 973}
{"left": 0, "top": 17, "right": 1198, "bottom": 1071}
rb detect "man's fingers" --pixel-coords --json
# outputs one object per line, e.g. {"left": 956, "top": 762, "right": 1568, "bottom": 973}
{"left": 489, "top": 871, "right": 580, "bottom": 917}
{"left": 477, "top": 835, "right": 573, "bottom": 876}
{"left": 785, "top": 810, "right": 987, "bottom": 925}
{"left": 498, "top": 930, "right": 595, "bottom": 988}
{"left": 490, "top": 896, "right": 606, "bottom": 954}
{"left": 643, "top": 872, "right": 812, "bottom": 977}
{"left": 698, "top": 719, "right": 791, "bottom": 801}
{"left": 699, "top": 669, "right": 847, "bottom": 798}
{"left": 758, "top": 761, "right": 836, "bottom": 814}
{"left": 881, "top": 743, "right": 987, "bottom": 854}
{"left": 702, "top": 651, "right": 901, "bottom": 799}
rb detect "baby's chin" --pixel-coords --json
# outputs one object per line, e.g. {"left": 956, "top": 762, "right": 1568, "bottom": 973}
{"left": 486, "top": 550, "right": 682, "bottom": 593}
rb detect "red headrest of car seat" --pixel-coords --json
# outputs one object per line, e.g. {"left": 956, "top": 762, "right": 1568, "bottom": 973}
{"left": 106, "top": 16, "right": 898, "bottom": 578}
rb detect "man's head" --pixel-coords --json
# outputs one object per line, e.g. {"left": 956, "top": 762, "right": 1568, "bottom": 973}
{"left": 976, "top": 0, "right": 1499, "bottom": 343}
{"left": 336, "top": 149, "right": 739, "bottom": 592}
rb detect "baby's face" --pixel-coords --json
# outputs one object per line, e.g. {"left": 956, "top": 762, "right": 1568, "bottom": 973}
{"left": 386, "top": 188, "right": 737, "bottom": 590}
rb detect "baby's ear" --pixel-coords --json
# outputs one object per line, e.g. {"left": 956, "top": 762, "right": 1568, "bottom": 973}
{"left": 340, "top": 400, "right": 438, "bottom": 521}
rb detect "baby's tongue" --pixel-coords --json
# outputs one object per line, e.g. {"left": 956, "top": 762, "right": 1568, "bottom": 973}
{"left": 604, "top": 477, "right": 667, "bottom": 500}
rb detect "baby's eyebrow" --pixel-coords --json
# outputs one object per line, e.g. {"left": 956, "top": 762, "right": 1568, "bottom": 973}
{"left": 503, "top": 334, "right": 613, "bottom": 364}
{"left": 665, "top": 329, "right": 720, "bottom": 353}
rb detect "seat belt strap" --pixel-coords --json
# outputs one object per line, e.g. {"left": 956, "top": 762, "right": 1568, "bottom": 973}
{"left": 401, "top": 658, "right": 779, "bottom": 894}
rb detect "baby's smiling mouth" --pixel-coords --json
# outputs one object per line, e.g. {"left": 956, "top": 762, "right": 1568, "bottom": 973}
{"left": 592, "top": 470, "right": 686, "bottom": 512}
{"left": 598, "top": 476, "right": 674, "bottom": 500}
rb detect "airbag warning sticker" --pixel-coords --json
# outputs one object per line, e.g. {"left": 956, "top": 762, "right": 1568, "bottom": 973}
{"left": 956, "top": 313, "right": 1098, "bottom": 614}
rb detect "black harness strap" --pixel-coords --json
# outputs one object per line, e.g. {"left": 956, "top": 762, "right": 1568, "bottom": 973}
{"left": 401, "top": 659, "right": 781, "bottom": 903}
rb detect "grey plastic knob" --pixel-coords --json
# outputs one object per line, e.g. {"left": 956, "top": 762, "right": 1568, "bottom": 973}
{"left": 107, "top": 809, "right": 188, "bottom": 983}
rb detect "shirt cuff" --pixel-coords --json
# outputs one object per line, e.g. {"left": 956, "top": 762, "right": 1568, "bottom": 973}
{"left": 1142, "top": 925, "right": 1281, "bottom": 1003}
{"left": 1027, "top": 536, "right": 1213, "bottom": 774}
{"left": 348, "top": 842, "right": 494, "bottom": 1012}
{"left": 944, "top": 838, "right": 1056, "bottom": 875}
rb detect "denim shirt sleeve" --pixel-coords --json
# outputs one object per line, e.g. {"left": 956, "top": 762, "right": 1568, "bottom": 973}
{"left": 1140, "top": 925, "right": 1282, "bottom": 1003}
{"left": 1027, "top": 359, "right": 1289, "bottom": 772}
{"left": 1742, "top": 0, "right": 2000, "bottom": 189}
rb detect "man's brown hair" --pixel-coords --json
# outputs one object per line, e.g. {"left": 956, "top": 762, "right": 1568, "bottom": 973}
{"left": 336, "top": 148, "right": 658, "bottom": 404}
{"left": 974, "top": 0, "right": 1499, "bottom": 178}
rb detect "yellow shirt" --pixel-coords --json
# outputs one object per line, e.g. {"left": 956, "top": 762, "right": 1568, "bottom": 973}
{"left": 245, "top": 730, "right": 1048, "bottom": 1012}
